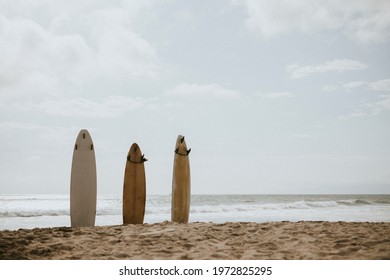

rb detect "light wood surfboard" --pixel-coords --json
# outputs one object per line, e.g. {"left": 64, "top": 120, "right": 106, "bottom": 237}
{"left": 171, "top": 135, "right": 191, "bottom": 223}
{"left": 123, "top": 143, "right": 147, "bottom": 224}
{"left": 70, "top": 129, "right": 97, "bottom": 227}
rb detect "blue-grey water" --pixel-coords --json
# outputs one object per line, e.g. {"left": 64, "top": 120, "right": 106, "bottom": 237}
{"left": 0, "top": 194, "right": 389, "bottom": 230}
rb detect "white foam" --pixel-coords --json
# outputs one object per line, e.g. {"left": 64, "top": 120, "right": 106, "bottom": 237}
{"left": 1, "top": 194, "right": 389, "bottom": 230}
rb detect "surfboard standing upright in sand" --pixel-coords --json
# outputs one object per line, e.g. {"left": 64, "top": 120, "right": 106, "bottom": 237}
{"left": 171, "top": 135, "right": 191, "bottom": 223}
{"left": 70, "top": 129, "right": 97, "bottom": 227}
{"left": 123, "top": 143, "right": 147, "bottom": 224}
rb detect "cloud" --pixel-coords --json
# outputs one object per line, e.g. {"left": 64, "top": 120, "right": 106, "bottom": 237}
{"left": 257, "top": 91, "right": 294, "bottom": 99}
{"left": 290, "top": 133, "right": 316, "bottom": 139}
{"left": 333, "top": 78, "right": 390, "bottom": 119}
{"left": 0, "top": 121, "right": 53, "bottom": 131}
{"left": 0, "top": 121, "right": 77, "bottom": 154}
{"left": 333, "top": 79, "right": 390, "bottom": 92}
{"left": 369, "top": 79, "right": 390, "bottom": 92}
{"left": 0, "top": 121, "right": 76, "bottom": 140}
{"left": 174, "top": 9, "right": 195, "bottom": 22}
{"left": 236, "top": 0, "right": 390, "bottom": 44}
{"left": 0, "top": 15, "right": 89, "bottom": 99}
{"left": 37, "top": 96, "right": 148, "bottom": 118}
{"left": 338, "top": 112, "right": 368, "bottom": 121}
{"left": 86, "top": 8, "right": 158, "bottom": 80}
{"left": 322, "top": 84, "right": 339, "bottom": 92}
{"left": 342, "top": 81, "right": 368, "bottom": 90}
{"left": 287, "top": 59, "right": 367, "bottom": 79}
{"left": 0, "top": 3, "right": 159, "bottom": 108}
{"left": 338, "top": 95, "right": 390, "bottom": 120}
{"left": 368, "top": 96, "right": 390, "bottom": 114}
{"left": 167, "top": 83, "right": 241, "bottom": 98}
{"left": 14, "top": 96, "right": 148, "bottom": 118}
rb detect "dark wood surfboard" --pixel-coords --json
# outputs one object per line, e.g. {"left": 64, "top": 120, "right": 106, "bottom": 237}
{"left": 123, "top": 143, "right": 147, "bottom": 224}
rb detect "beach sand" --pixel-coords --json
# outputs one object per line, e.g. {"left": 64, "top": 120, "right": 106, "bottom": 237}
{"left": 0, "top": 222, "right": 389, "bottom": 260}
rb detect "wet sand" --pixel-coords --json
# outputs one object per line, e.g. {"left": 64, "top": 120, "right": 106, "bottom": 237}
{"left": 0, "top": 221, "right": 389, "bottom": 260}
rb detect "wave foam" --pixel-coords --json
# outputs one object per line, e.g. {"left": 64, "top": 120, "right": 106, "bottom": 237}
{"left": 0, "top": 197, "right": 385, "bottom": 218}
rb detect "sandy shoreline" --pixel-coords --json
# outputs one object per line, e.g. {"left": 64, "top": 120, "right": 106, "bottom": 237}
{"left": 0, "top": 221, "right": 389, "bottom": 260}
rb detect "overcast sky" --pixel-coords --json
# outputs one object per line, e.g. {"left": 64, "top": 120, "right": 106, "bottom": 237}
{"left": 1, "top": 0, "right": 390, "bottom": 195}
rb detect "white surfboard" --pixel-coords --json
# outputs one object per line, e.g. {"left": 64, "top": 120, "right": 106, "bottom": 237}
{"left": 70, "top": 129, "right": 97, "bottom": 227}
{"left": 171, "top": 135, "right": 191, "bottom": 223}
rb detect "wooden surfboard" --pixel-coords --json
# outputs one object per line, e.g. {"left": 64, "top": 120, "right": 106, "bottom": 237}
{"left": 171, "top": 135, "right": 191, "bottom": 223}
{"left": 123, "top": 143, "right": 147, "bottom": 224}
{"left": 70, "top": 129, "right": 97, "bottom": 227}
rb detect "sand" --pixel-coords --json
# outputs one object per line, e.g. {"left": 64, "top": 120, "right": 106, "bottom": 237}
{"left": 0, "top": 222, "right": 389, "bottom": 260}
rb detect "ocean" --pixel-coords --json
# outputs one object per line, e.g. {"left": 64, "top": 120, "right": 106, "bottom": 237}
{"left": 0, "top": 194, "right": 389, "bottom": 230}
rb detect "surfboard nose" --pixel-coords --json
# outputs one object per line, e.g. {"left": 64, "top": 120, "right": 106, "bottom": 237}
{"left": 130, "top": 143, "right": 139, "bottom": 150}
{"left": 127, "top": 143, "right": 146, "bottom": 163}
{"left": 78, "top": 129, "right": 91, "bottom": 140}
{"left": 175, "top": 135, "right": 190, "bottom": 156}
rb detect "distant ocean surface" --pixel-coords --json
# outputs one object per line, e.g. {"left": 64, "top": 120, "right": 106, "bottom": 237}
{"left": 0, "top": 194, "right": 389, "bottom": 230}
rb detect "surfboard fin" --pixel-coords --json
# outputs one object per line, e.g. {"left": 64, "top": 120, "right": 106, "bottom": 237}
{"left": 180, "top": 136, "right": 185, "bottom": 143}
{"left": 83, "top": 133, "right": 86, "bottom": 139}
{"left": 175, "top": 147, "right": 191, "bottom": 156}
{"left": 75, "top": 144, "right": 78, "bottom": 150}
{"left": 127, "top": 155, "right": 147, "bottom": 163}
{"left": 91, "top": 144, "right": 94, "bottom": 150}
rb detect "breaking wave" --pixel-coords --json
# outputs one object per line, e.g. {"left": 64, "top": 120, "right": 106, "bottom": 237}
{"left": 1, "top": 195, "right": 388, "bottom": 218}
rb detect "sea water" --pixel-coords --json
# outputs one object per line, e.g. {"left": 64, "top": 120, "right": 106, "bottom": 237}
{"left": 0, "top": 194, "right": 389, "bottom": 230}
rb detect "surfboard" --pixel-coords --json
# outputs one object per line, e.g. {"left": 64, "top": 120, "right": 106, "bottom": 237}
{"left": 123, "top": 143, "right": 147, "bottom": 224}
{"left": 171, "top": 135, "right": 191, "bottom": 223}
{"left": 70, "top": 129, "right": 97, "bottom": 227}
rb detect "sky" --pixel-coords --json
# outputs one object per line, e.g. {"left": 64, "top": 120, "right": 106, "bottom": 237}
{"left": 0, "top": 0, "right": 390, "bottom": 195}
